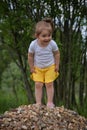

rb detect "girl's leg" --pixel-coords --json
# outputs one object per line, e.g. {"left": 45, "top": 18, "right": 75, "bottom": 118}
{"left": 35, "top": 81, "right": 43, "bottom": 105}
{"left": 45, "top": 82, "right": 54, "bottom": 107}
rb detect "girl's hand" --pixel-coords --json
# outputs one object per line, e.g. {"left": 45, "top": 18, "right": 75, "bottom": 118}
{"left": 30, "top": 67, "right": 36, "bottom": 73}
{"left": 55, "top": 65, "right": 59, "bottom": 72}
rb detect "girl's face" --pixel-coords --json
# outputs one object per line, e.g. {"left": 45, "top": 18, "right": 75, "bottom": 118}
{"left": 37, "top": 29, "right": 52, "bottom": 45}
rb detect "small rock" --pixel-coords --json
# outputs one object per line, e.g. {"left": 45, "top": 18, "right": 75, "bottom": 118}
{"left": 21, "top": 125, "right": 27, "bottom": 129}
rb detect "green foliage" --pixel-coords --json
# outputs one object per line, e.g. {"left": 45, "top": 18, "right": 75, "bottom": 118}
{"left": 0, "top": 87, "right": 28, "bottom": 114}
{"left": 0, "top": 62, "right": 28, "bottom": 114}
{"left": 0, "top": 0, "right": 87, "bottom": 117}
{"left": 77, "top": 101, "right": 87, "bottom": 118}
{"left": 1, "top": 62, "right": 23, "bottom": 88}
{"left": 0, "top": 47, "right": 11, "bottom": 87}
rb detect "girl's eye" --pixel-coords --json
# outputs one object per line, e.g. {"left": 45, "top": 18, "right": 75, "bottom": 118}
{"left": 42, "top": 34, "right": 51, "bottom": 37}
{"left": 42, "top": 35, "right": 46, "bottom": 37}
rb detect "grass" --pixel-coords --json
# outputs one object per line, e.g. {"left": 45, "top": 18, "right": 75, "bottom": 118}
{"left": 0, "top": 87, "right": 87, "bottom": 118}
{"left": 77, "top": 102, "right": 87, "bottom": 118}
{"left": 0, "top": 87, "right": 28, "bottom": 114}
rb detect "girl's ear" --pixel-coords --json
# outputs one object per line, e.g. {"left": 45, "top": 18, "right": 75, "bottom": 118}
{"left": 35, "top": 33, "right": 39, "bottom": 38}
{"left": 35, "top": 33, "right": 37, "bottom": 38}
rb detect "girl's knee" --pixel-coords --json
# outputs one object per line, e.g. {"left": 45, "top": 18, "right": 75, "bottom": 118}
{"left": 35, "top": 82, "right": 43, "bottom": 88}
{"left": 45, "top": 82, "right": 53, "bottom": 88}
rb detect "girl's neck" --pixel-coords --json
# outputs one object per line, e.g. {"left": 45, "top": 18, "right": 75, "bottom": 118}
{"left": 37, "top": 39, "right": 50, "bottom": 47}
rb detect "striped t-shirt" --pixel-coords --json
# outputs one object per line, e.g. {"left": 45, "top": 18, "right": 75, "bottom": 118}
{"left": 28, "top": 39, "right": 58, "bottom": 68}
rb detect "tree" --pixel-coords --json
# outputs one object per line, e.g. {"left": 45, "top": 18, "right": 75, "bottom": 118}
{"left": 0, "top": 0, "right": 87, "bottom": 110}
{"left": 0, "top": 0, "right": 35, "bottom": 102}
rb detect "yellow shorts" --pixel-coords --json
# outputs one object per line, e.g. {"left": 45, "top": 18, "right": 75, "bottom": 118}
{"left": 30, "top": 64, "right": 59, "bottom": 83}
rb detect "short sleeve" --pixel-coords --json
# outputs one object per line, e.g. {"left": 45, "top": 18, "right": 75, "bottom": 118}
{"left": 28, "top": 41, "right": 35, "bottom": 53}
{"left": 51, "top": 40, "right": 58, "bottom": 51}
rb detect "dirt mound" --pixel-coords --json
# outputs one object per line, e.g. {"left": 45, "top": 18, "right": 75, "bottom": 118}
{"left": 0, "top": 104, "right": 87, "bottom": 130}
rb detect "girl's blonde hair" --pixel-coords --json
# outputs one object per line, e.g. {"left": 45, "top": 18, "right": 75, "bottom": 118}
{"left": 35, "top": 18, "right": 54, "bottom": 37}
{"left": 42, "top": 17, "right": 54, "bottom": 31}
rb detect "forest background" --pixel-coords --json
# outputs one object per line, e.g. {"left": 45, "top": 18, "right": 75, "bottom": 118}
{"left": 0, "top": 0, "right": 87, "bottom": 118}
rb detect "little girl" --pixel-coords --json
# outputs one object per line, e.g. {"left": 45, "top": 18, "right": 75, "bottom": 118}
{"left": 28, "top": 18, "right": 60, "bottom": 108}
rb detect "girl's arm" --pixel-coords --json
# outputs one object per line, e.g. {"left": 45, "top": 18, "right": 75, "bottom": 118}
{"left": 53, "top": 50, "right": 60, "bottom": 72}
{"left": 28, "top": 53, "right": 35, "bottom": 73}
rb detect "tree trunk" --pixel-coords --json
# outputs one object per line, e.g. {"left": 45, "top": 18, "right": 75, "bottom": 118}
{"left": 20, "top": 67, "right": 35, "bottom": 103}
{"left": 79, "top": 55, "right": 85, "bottom": 106}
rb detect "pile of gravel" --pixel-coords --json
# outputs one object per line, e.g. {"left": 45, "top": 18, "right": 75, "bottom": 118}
{"left": 0, "top": 104, "right": 87, "bottom": 130}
